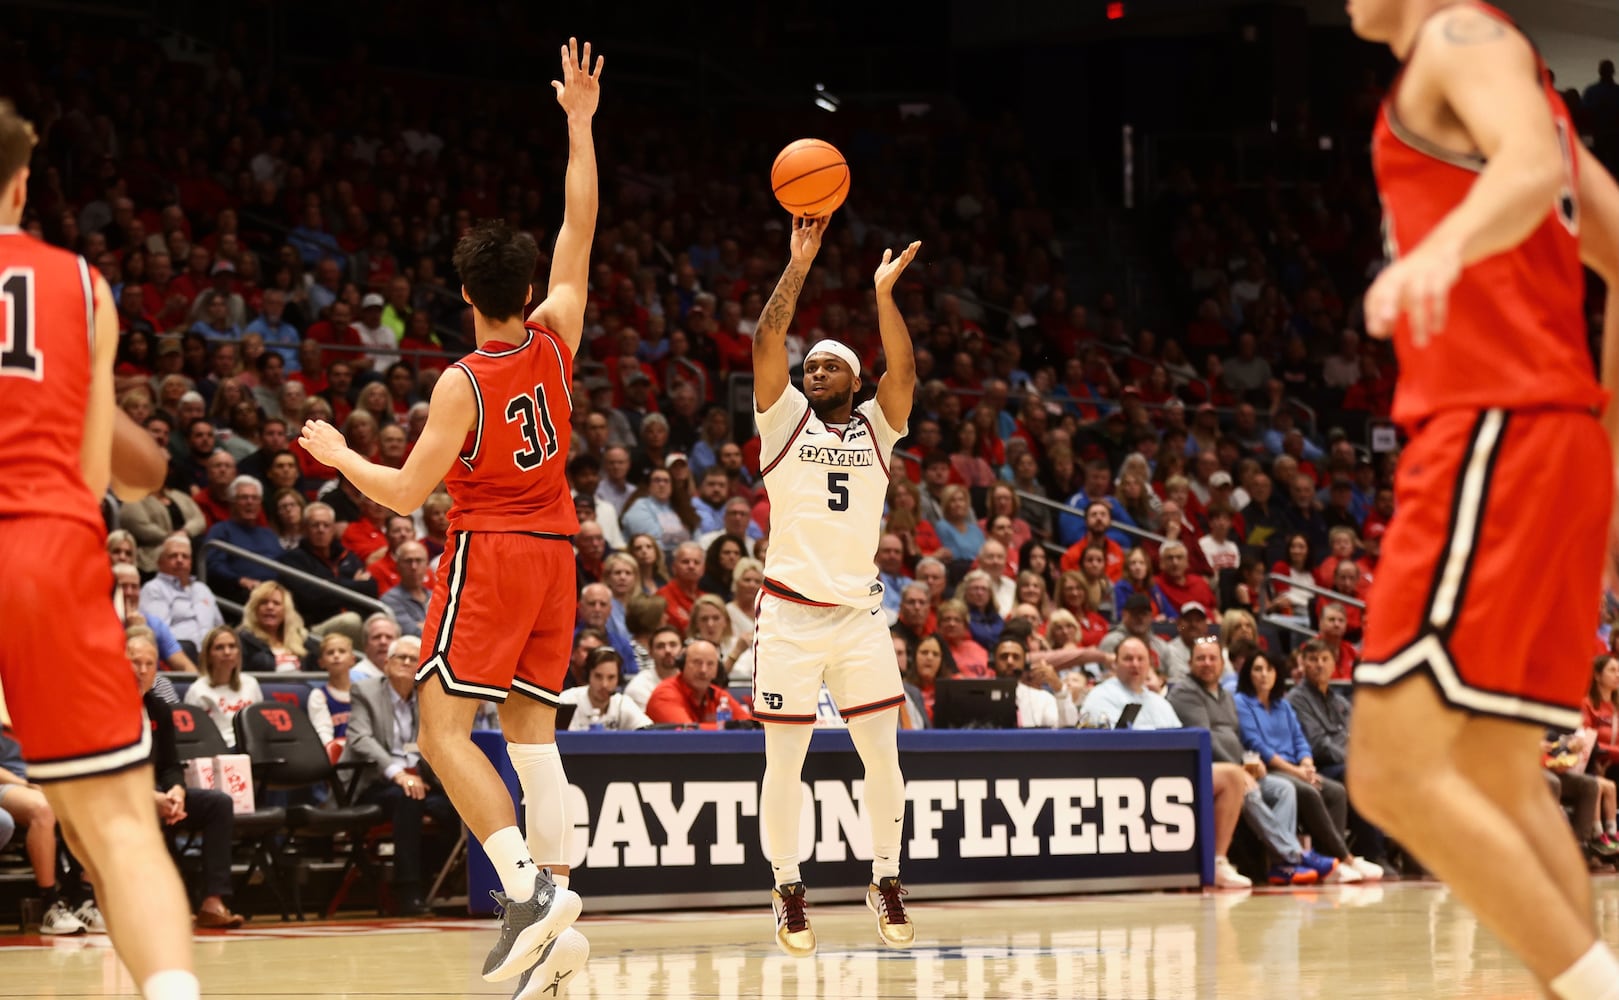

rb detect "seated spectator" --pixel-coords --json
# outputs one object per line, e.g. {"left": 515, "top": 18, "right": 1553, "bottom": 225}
{"left": 379, "top": 542, "right": 433, "bottom": 638}
{"left": 727, "top": 558, "right": 764, "bottom": 644}
{"left": 892, "top": 582, "right": 936, "bottom": 649}
{"left": 932, "top": 485, "right": 986, "bottom": 562}
{"left": 936, "top": 599, "right": 991, "bottom": 679}
{"left": 979, "top": 482, "right": 1034, "bottom": 558}
{"left": 1059, "top": 501, "right": 1124, "bottom": 579}
{"left": 696, "top": 496, "right": 762, "bottom": 557}
{"left": 691, "top": 466, "right": 733, "bottom": 536}
{"left": 341, "top": 493, "right": 393, "bottom": 563}
{"left": 1161, "top": 602, "right": 1213, "bottom": 686}
{"left": 572, "top": 519, "right": 609, "bottom": 589}
{"left": 351, "top": 613, "right": 401, "bottom": 684}
{"left": 1078, "top": 637, "right": 1183, "bottom": 730}
{"left": 688, "top": 594, "right": 746, "bottom": 674}
{"left": 140, "top": 533, "right": 225, "bottom": 654}
{"left": 191, "top": 448, "right": 247, "bottom": 527}
{"left": 0, "top": 731, "right": 98, "bottom": 933}
{"left": 1270, "top": 532, "right": 1316, "bottom": 618}
{"left": 306, "top": 633, "right": 357, "bottom": 749}
{"left": 268, "top": 486, "right": 306, "bottom": 550}
{"left": 626, "top": 625, "right": 685, "bottom": 709}
{"left": 699, "top": 534, "right": 747, "bottom": 601}
{"left": 1069, "top": 545, "right": 1117, "bottom": 622}
{"left": 183, "top": 625, "right": 263, "bottom": 749}
{"left": 368, "top": 515, "right": 431, "bottom": 596}
{"left": 1153, "top": 540, "right": 1216, "bottom": 620}
{"left": 875, "top": 533, "right": 915, "bottom": 624}
{"left": 974, "top": 538, "right": 1018, "bottom": 616}
{"left": 1015, "top": 571, "right": 1053, "bottom": 619}
{"left": 560, "top": 649, "right": 653, "bottom": 731}
{"left": 565, "top": 628, "right": 607, "bottom": 691}
{"left": 629, "top": 532, "right": 671, "bottom": 595}
{"left": 119, "top": 485, "right": 207, "bottom": 574}
{"left": 420, "top": 492, "right": 453, "bottom": 565}
{"left": 658, "top": 541, "right": 706, "bottom": 633}
{"left": 1112, "top": 548, "right": 1170, "bottom": 620}
{"left": 1585, "top": 654, "right": 1619, "bottom": 783}
{"left": 1542, "top": 729, "right": 1619, "bottom": 862}
{"left": 1314, "top": 563, "right": 1366, "bottom": 641}
{"left": 1055, "top": 570, "right": 1111, "bottom": 646}
{"left": 958, "top": 570, "right": 1005, "bottom": 651}
{"left": 914, "top": 557, "right": 949, "bottom": 607}
{"left": 622, "top": 467, "right": 696, "bottom": 557}
{"left": 1100, "top": 594, "right": 1176, "bottom": 670}
{"left": 902, "top": 633, "right": 959, "bottom": 724}
{"left": 1198, "top": 504, "right": 1242, "bottom": 577}
{"left": 645, "top": 640, "right": 751, "bottom": 725}
{"left": 1287, "top": 640, "right": 1389, "bottom": 869}
{"left": 1317, "top": 603, "right": 1358, "bottom": 680}
{"left": 277, "top": 502, "right": 379, "bottom": 630}
{"left": 341, "top": 637, "right": 456, "bottom": 916}
{"left": 916, "top": 451, "right": 953, "bottom": 523}
{"left": 237, "top": 581, "right": 320, "bottom": 672}
{"left": 992, "top": 637, "right": 1079, "bottom": 728}
{"left": 1166, "top": 636, "right": 1324, "bottom": 886}
{"left": 115, "top": 563, "right": 199, "bottom": 673}
{"left": 1235, "top": 651, "right": 1371, "bottom": 882}
{"left": 107, "top": 529, "right": 138, "bottom": 568}
{"left": 130, "top": 633, "right": 244, "bottom": 928}
{"left": 892, "top": 635, "right": 929, "bottom": 730}
{"left": 884, "top": 478, "right": 946, "bottom": 563}
{"left": 203, "top": 475, "right": 284, "bottom": 604}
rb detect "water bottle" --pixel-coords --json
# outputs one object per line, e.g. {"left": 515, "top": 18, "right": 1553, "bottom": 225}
{"left": 715, "top": 702, "right": 732, "bottom": 728}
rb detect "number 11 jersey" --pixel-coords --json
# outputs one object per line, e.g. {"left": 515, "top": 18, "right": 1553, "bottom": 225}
{"left": 444, "top": 321, "right": 578, "bottom": 536}
{"left": 755, "top": 385, "right": 906, "bottom": 610}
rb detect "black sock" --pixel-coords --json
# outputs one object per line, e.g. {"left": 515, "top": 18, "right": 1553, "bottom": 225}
{"left": 40, "top": 885, "right": 60, "bottom": 908}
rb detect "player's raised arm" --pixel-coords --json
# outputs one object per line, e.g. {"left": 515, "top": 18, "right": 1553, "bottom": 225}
{"left": 753, "top": 216, "right": 826, "bottom": 412}
{"left": 1365, "top": 8, "right": 1564, "bottom": 344}
{"left": 528, "top": 37, "right": 603, "bottom": 357}
{"left": 872, "top": 240, "right": 922, "bottom": 433}
{"left": 299, "top": 365, "right": 477, "bottom": 515}
{"left": 1576, "top": 145, "right": 1619, "bottom": 439}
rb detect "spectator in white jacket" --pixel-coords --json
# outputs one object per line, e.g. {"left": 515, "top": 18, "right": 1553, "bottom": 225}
{"left": 992, "top": 637, "right": 1078, "bottom": 728}
{"left": 559, "top": 650, "right": 652, "bottom": 731}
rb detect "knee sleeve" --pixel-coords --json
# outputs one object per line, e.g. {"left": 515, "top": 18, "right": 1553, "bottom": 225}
{"left": 506, "top": 742, "right": 570, "bottom": 868}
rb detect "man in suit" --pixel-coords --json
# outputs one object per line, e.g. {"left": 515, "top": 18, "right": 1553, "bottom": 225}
{"left": 340, "top": 635, "right": 457, "bottom": 915}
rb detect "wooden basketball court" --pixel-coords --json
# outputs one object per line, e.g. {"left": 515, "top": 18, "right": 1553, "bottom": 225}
{"left": 7, "top": 877, "right": 1617, "bottom": 998}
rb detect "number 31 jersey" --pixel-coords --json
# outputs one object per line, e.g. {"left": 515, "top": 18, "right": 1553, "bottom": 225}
{"left": 444, "top": 321, "right": 579, "bottom": 536}
{"left": 755, "top": 385, "right": 906, "bottom": 609}
{"left": 0, "top": 228, "right": 103, "bottom": 533}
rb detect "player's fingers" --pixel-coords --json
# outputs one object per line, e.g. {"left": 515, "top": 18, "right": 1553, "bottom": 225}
{"left": 568, "top": 37, "right": 578, "bottom": 72}
{"left": 559, "top": 44, "right": 570, "bottom": 76}
{"left": 881, "top": 248, "right": 892, "bottom": 266}
{"left": 592, "top": 55, "right": 605, "bottom": 80}
{"left": 581, "top": 41, "right": 591, "bottom": 72}
{"left": 1429, "top": 276, "right": 1449, "bottom": 338}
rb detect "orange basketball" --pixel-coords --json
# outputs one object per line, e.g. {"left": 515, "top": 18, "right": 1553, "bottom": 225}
{"left": 770, "top": 138, "right": 850, "bottom": 218}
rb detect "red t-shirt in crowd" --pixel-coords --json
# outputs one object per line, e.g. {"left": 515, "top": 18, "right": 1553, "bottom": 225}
{"left": 1155, "top": 573, "right": 1216, "bottom": 616}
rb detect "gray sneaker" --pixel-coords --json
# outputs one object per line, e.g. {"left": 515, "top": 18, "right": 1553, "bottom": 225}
{"left": 482, "top": 872, "right": 582, "bottom": 984}
{"left": 513, "top": 927, "right": 590, "bottom": 1000}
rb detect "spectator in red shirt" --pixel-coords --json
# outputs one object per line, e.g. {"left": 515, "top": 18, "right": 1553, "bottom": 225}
{"left": 645, "top": 640, "right": 750, "bottom": 726}
{"left": 341, "top": 493, "right": 392, "bottom": 563}
{"left": 1317, "top": 603, "right": 1358, "bottom": 681}
{"left": 1060, "top": 501, "right": 1124, "bottom": 579}
{"left": 936, "top": 599, "right": 992, "bottom": 679}
{"left": 658, "top": 541, "right": 706, "bottom": 633}
{"left": 1584, "top": 655, "right": 1619, "bottom": 782}
{"left": 1154, "top": 541, "right": 1217, "bottom": 620}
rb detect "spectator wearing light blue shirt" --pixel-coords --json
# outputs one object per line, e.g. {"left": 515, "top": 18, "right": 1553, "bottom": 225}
{"left": 114, "top": 562, "right": 200, "bottom": 674}
{"left": 1079, "top": 635, "right": 1183, "bottom": 731}
{"left": 933, "top": 485, "right": 986, "bottom": 561}
{"left": 139, "top": 534, "right": 225, "bottom": 654}
{"left": 244, "top": 288, "right": 301, "bottom": 369}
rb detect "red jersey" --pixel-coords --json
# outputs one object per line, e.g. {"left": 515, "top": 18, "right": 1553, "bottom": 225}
{"left": 1371, "top": 2, "right": 1603, "bottom": 428}
{"left": 0, "top": 229, "right": 103, "bottom": 532}
{"left": 445, "top": 322, "right": 579, "bottom": 535}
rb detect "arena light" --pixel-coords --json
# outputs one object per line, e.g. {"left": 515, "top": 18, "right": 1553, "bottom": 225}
{"left": 814, "top": 83, "right": 841, "bottom": 113}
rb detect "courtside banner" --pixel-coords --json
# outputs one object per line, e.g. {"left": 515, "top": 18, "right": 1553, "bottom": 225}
{"left": 467, "top": 729, "right": 1213, "bottom": 913}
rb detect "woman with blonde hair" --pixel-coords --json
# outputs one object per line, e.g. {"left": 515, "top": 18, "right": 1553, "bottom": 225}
{"left": 601, "top": 551, "right": 641, "bottom": 638}
{"left": 237, "top": 581, "right": 320, "bottom": 672}
{"left": 956, "top": 569, "right": 1005, "bottom": 650}
{"left": 341, "top": 409, "right": 381, "bottom": 462}
{"left": 106, "top": 529, "right": 137, "bottom": 568}
{"left": 1116, "top": 472, "right": 1160, "bottom": 534}
{"left": 978, "top": 481, "right": 1032, "bottom": 558}
{"left": 1015, "top": 570, "right": 1053, "bottom": 618}
{"left": 119, "top": 386, "right": 154, "bottom": 424}
{"left": 183, "top": 626, "right": 263, "bottom": 748}
{"left": 933, "top": 484, "right": 986, "bottom": 560}
{"left": 727, "top": 558, "right": 764, "bottom": 642}
{"left": 629, "top": 533, "right": 671, "bottom": 594}
{"left": 419, "top": 491, "right": 453, "bottom": 564}
{"left": 356, "top": 381, "right": 396, "bottom": 429}
{"left": 688, "top": 594, "right": 747, "bottom": 675}
{"left": 1055, "top": 571, "right": 1110, "bottom": 646}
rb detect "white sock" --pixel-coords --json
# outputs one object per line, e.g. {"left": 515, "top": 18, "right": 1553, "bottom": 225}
{"left": 848, "top": 711, "right": 905, "bottom": 881}
{"left": 508, "top": 742, "right": 569, "bottom": 868}
{"left": 552, "top": 872, "right": 570, "bottom": 890}
{"left": 1551, "top": 941, "right": 1619, "bottom": 1000}
{"left": 761, "top": 723, "right": 814, "bottom": 887}
{"left": 141, "top": 970, "right": 200, "bottom": 1000}
{"left": 483, "top": 826, "right": 537, "bottom": 900}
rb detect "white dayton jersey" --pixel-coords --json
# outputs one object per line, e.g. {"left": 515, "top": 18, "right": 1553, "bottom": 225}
{"left": 755, "top": 384, "right": 906, "bottom": 609}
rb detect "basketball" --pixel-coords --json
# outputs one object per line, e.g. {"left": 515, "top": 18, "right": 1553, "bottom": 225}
{"left": 770, "top": 138, "right": 850, "bottom": 218}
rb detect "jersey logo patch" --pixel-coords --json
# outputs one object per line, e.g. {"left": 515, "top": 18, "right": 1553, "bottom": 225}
{"left": 797, "top": 444, "right": 874, "bottom": 467}
{"left": 761, "top": 692, "right": 785, "bottom": 711}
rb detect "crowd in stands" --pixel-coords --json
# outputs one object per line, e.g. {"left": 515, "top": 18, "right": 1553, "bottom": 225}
{"left": 5, "top": 17, "right": 1619, "bottom": 917}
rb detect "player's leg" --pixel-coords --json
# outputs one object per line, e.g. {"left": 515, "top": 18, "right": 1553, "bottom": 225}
{"left": 1350, "top": 679, "right": 1613, "bottom": 993}
{"left": 832, "top": 606, "right": 913, "bottom": 946}
{"left": 47, "top": 770, "right": 197, "bottom": 1000}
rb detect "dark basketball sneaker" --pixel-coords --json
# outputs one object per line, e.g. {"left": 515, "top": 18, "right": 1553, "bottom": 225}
{"left": 513, "top": 927, "right": 590, "bottom": 1000}
{"left": 483, "top": 871, "right": 582, "bottom": 983}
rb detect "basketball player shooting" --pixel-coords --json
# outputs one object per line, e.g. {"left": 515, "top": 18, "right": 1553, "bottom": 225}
{"left": 0, "top": 102, "right": 196, "bottom": 1000}
{"left": 299, "top": 38, "right": 601, "bottom": 999}
{"left": 1345, "top": 3, "right": 1619, "bottom": 997}
{"left": 750, "top": 214, "right": 921, "bottom": 957}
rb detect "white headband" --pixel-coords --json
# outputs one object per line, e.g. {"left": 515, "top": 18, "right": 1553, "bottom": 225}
{"left": 806, "top": 340, "right": 860, "bottom": 378}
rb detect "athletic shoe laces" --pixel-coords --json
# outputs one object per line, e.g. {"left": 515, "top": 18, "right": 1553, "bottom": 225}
{"left": 778, "top": 889, "right": 810, "bottom": 933}
{"left": 875, "top": 879, "right": 908, "bottom": 924}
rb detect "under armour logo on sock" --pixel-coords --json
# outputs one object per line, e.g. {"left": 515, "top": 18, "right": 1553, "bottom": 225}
{"left": 515, "top": 859, "right": 533, "bottom": 870}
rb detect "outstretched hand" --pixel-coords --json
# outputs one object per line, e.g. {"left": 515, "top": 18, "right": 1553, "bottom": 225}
{"left": 789, "top": 215, "right": 828, "bottom": 267}
{"left": 552, "top": 37, "right": 604, "bottom": 119}
{"left": 1364, "top": 240, "right": 1461, "bottom": 346}
{"left": 299, "top": 419, "right": 350, "bottom": 467}
{"left": 874, "top": 241, "right": 922, "bottom": 295}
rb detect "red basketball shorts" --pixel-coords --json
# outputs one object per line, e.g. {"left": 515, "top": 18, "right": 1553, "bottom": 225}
{"left": 0, "top": 517, "right": 149, "bottom": 781}
{"left": 416, "top": 531, "right": 576, "bottom": 705}
{"left": 1358, "top": 407, "right": 1611, "bottom": 730}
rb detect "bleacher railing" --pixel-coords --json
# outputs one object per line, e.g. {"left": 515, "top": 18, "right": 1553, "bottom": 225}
{"left": 201, "top": 540, "right": 392, "bottom": 619}
{"left": 1266, "top": 572, "right": 1366, "bottom": 611}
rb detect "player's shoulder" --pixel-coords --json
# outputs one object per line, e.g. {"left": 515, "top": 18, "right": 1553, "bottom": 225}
{"left": 0, "top": 230, "right": 80, "bottom": 269}
{"left": 1413, "top": 4, "right": 1533, "bottom": 70}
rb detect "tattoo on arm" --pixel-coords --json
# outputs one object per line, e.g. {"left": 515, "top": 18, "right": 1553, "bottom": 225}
{"left": 1441, "top": 12, "right": 1505, "bottom": 45}
{"left": 756, "top": 266, "right": 806, "bottom": 342}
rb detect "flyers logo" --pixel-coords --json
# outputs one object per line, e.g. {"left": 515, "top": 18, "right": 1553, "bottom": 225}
{"left": 762, "top": 692, "right": 784, "bottom": 711}
{"left": 171, "top": 709, "right": 195, "bottom": 733}
{"left": 262, "top": 708, "right": 294, "bottom": 732}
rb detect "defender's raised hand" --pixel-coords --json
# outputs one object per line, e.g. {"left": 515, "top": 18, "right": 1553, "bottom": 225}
{"left": 874, "top": 241, "right": 922, "bottom": 295}
{"left": 553, "top": 37, "right": 604, "bottom": 118}
{"left": 299, "top": 419, "right": 349, "bottom": 466}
